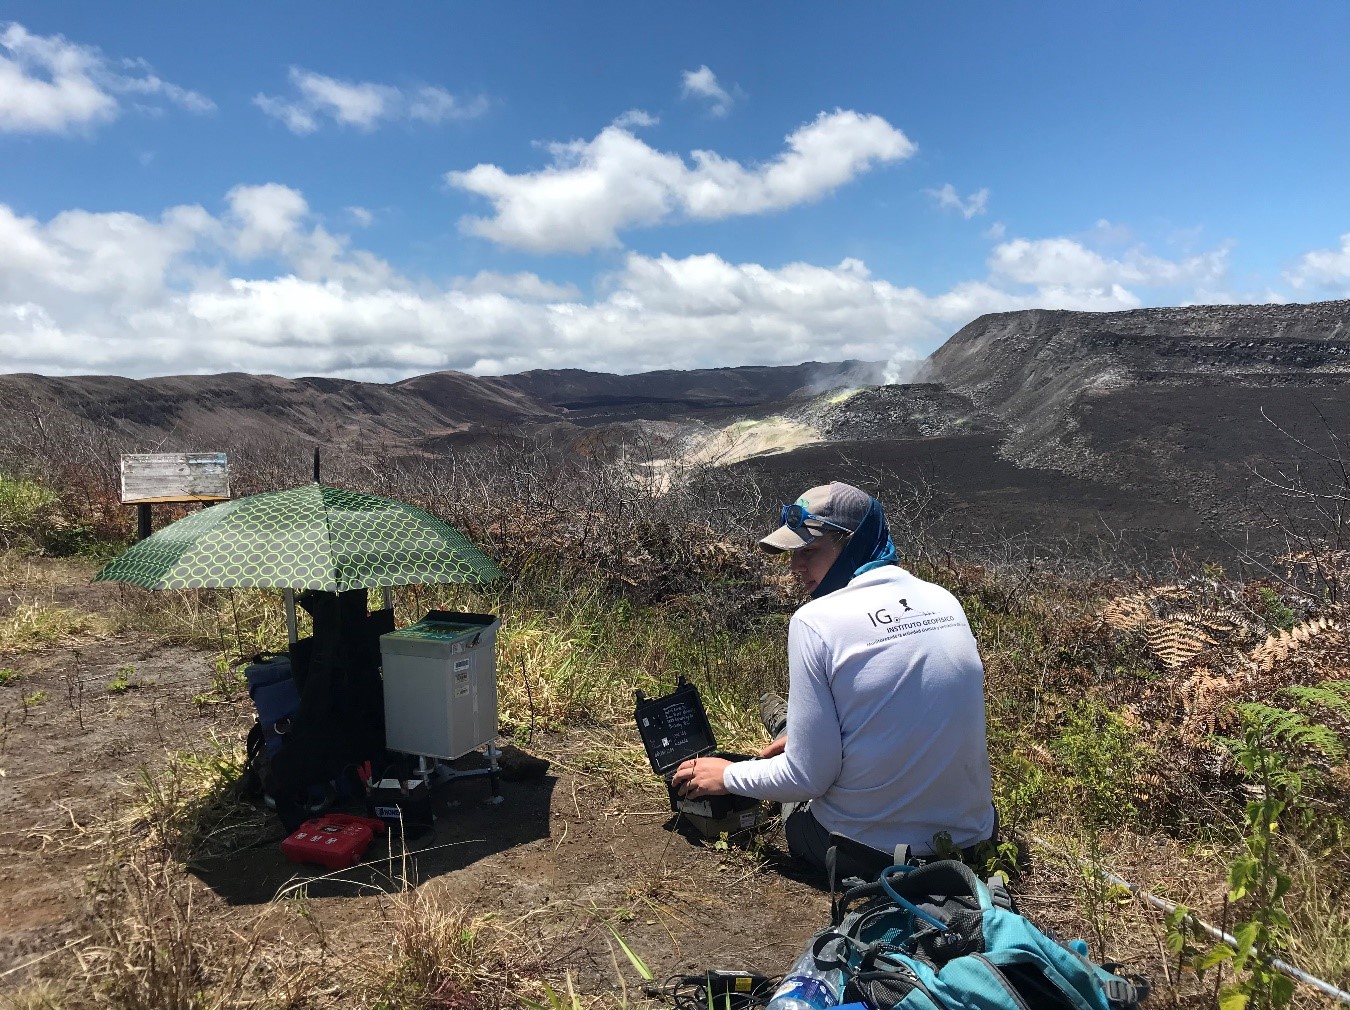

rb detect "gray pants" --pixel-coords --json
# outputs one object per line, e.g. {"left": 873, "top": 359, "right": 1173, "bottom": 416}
{"left": 783, "top": 800, "right": 999, "bottom": 877}
{"left": 782, "top": 799, "right": 834, "bottom": 871}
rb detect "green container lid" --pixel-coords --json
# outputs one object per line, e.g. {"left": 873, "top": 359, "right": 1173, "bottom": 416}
{"left": 383, "top": 618, "right": 485, "bottom": 643}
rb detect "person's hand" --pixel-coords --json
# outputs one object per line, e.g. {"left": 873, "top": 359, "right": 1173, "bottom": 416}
{"left": 671, "top": 756, "right": 731, "bottom": 798}
{"left": 758, "top": 736, "right": 787, "bottom": 759}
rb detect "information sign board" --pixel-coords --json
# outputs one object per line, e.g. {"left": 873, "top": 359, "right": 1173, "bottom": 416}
{"left": 120, "top": 453, "right": 231, "bottom": 504}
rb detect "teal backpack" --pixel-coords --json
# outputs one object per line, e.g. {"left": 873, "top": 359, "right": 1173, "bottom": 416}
{"left": 814, "top": 860, "right": 1147, "bottom": 1010}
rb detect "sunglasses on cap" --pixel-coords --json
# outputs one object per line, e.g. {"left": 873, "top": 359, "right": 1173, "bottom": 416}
{"left": 780, "top": 503, "right": 853, "bottom": 536}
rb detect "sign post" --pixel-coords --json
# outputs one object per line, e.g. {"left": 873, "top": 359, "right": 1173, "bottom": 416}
{"left": 120, "top": 453, "right": 231, "bottom": 541}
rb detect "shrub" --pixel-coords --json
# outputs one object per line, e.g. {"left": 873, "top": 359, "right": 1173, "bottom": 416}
{"left": 1254, "top": 585, "right": 1297, "bottom": 632}
{"left": 0, "top": 473, "right": 58, "bottom": 550}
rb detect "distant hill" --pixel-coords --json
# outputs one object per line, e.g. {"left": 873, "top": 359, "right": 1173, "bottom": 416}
{"left": 0, "top": 360, "right": 880, "bottom": 452}
{"left": 497, "top": 361, "right": 884, "bottom": 424}
{"left": 8, "top": 301, "right": 1350, "bottom": 562}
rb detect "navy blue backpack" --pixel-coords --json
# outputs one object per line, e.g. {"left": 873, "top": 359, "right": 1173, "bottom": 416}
{"left": 815, "top": 860, "right": 1146, "bottom": 1010}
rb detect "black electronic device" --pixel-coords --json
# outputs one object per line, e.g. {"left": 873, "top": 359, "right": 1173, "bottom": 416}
{"left": 634, "top": 677, "right": 767, "bottom": 837}
{"left": 365, "top": 775, "right": 435, "bottom": 837}
{"left": 645, "top": 971, "right": 776, "bottom": 1010}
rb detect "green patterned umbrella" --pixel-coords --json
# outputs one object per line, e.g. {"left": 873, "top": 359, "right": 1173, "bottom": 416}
{"left": 94, "top": 483, "right": 501, "bottom": 591}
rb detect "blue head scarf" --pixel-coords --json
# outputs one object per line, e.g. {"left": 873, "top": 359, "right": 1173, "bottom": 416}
{"left": 811, "top": 496, "right": 897, "bottom": 599}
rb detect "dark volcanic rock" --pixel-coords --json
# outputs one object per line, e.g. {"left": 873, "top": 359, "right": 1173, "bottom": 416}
{"left": 923, "top": 301, "right": 1350, "bottom": 454}
{"left": 0, "top": 370, "right": 559, "bottom": 450}
{"left": 926, "top": 301, "right": 1350, "bottom": 407}
{"left": 917, "top": 301, "right": 1350, "bottom": 521}
{"left": 736, "top": 434, "right": 1228, "bottom": 565}
{"left": 740, "top": 300, "right": 1350, "bottom": 563}
{"left": 819, "top": 384, "right": 1002, "bottom": 441}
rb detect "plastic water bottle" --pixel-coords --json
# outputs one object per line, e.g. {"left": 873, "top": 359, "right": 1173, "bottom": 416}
{"left": 766, "top": 943, "right": 843, "bottom": 1010}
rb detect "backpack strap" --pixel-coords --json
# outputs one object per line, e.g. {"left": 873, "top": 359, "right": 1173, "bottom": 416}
{"left": 827, "top": 832, "right": 905, "bottom": 925}
{"left": 1102, "top": 977, "right": 1139, "bottom": 1007}
{"left": 879, "top": 865, "right": 950, "bottom": 931}
{"left": 827, "top": 838, "right": 841, "bottom": 925}
{"left": 986, "top": 872, "right": 1017, "bottom": 913}
{"left": 1098, "top": 964, "right": 1149, "bottom": 1008}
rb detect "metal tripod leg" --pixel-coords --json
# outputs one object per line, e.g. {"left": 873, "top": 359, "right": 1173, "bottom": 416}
{"left": 485, "top": 743, "right": 504, "bottom": 805}
{"left": 429, "top": 744, "right": 505, "bottom": 804}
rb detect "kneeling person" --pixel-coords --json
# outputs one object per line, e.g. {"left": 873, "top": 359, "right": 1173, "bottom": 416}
{"left": 672, "top": 481, "right": 995, "bottom": 873}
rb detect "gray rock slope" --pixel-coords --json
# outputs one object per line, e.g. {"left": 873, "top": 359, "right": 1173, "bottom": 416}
{"left": 741, "top": 300, "right": 1350, "bottom": 560}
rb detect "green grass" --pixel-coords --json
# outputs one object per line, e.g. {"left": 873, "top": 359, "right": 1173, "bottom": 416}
{"left": 0, "top": 473, "right": 57, "bottom": 542}
{"left": 0, "top": 667, "right": 20, "bottom": 686}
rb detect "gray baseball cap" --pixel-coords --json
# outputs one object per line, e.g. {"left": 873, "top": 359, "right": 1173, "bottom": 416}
{"left": 759, "top": 481, "right": 871, "bottom": 552}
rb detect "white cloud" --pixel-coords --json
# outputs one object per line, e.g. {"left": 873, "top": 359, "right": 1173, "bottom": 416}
{"left": 253, "top": 93, "right": 318, "bottom": 134}
{"left": 927, "top": 183, "right": 989, "bottom": 219}
{"left": 989, "top": 236, "right": 1229, "bottom": 289}
{"left": 1288, "top": 233, "right": 1350, "bottom": 291}
{"left": 0, "top": 187, "right": 1248, "bottom": 385}
{"left": 1089, "top": 218, "right": 1136, "bottom": 246}
{"left": 874, "top": 233, "right": 1235, "bottom": 383}
{"left": 0, "top": 22, "right": 213, "bottom": 134}
{"left": 408, "top": 85, "right": 489, "bottom": 124}
{"left": 227, "top": 184, "right": 311, "bottom": 258}
{"left": 255, "top": 67, "right": 487, "bottom": 134}
{"left": 346, "top": 206, "right": 374, "bottom": 227}
{"left": 452, "top": 271, "right": 581, "bottom": 301}
{"left": 983, "top": 222, "right": 1006, "bottom": 240}
{"left": 1185, "top": 288, "right": 1289, "bottom": 306}
{"left": 113, "top": 57, "right": 215, "bottom": 114}
{"left": 681, "top": 65, "right": 736, "bottom": 117}
{"left": 613, "top": 108, "right": 658, "bottom": 129}
{"left": 0, "top": 186, "right": 941, "bottom": 379}
{"left": 447, "top": 109, "right": 916, "bottom": 253}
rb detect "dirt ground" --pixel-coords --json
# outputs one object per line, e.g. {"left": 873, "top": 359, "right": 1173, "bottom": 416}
{"left": 0, "top": 557, "right": 1245, "bottom": 1008}
{"left": 0, "top": 567, "right": 832, "bottom": 1003}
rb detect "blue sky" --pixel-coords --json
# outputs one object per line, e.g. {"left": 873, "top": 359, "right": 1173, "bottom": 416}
{"left": 4, "top": 2, "right": 1350, "bottom": 380}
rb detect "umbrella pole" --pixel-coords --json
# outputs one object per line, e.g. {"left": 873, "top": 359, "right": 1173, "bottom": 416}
{"left": 283, "top": 589, "right": 299, "bottom": 647}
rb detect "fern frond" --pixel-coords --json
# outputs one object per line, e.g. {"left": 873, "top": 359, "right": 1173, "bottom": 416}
{"left": 1239, "top": 701, "right": 1344, "bottom": 761}
{"left": 1283, "top": 682, "right": 1350, "bottom": 720}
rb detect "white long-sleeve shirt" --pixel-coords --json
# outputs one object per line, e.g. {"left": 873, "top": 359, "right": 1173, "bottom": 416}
{"left": 722, "top": 566, "right": 995, "bottom": 855}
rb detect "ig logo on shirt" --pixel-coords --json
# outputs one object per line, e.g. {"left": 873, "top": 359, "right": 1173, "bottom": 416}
{"left": 866, "top": 598, "right": 914, "bottom": 627}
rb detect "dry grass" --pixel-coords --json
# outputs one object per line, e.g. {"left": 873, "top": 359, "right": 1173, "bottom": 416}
{"left": 0, "top": 552, "right": 100, "bottom": 589}
{"left": 0, "top": 599, "right": 117, "bottom": 653}
{"left": 349, "top": 877, "right": 565, "bottom": 1010}
{"left": 0, "top": 553, "right": 119, "bottom": 654}
{"left": 108, "top": 586, "right": 303, "bottom": 660}
{"left": 34, "top": 837, "right": 617, "bottom": 1010}
{"left": 4, "top": 981, "right": 67, "bottom": 1009}
{"left": 78, "top": 851, "right": 263, "bottom": 1010}
{"left": 1285, "top": 842, "right": 1350, "bottom": 990}
{"left": 126, "top": 738, "right": 263, "bottom": 862}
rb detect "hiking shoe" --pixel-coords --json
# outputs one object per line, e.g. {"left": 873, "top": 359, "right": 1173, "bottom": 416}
{"left": 759, "top": 692, "right": 788, "bottom": 739}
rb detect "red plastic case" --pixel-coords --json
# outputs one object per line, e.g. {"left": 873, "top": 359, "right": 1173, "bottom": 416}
{"left": 281, "top": 813, "right": 387, "bottom": 870}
